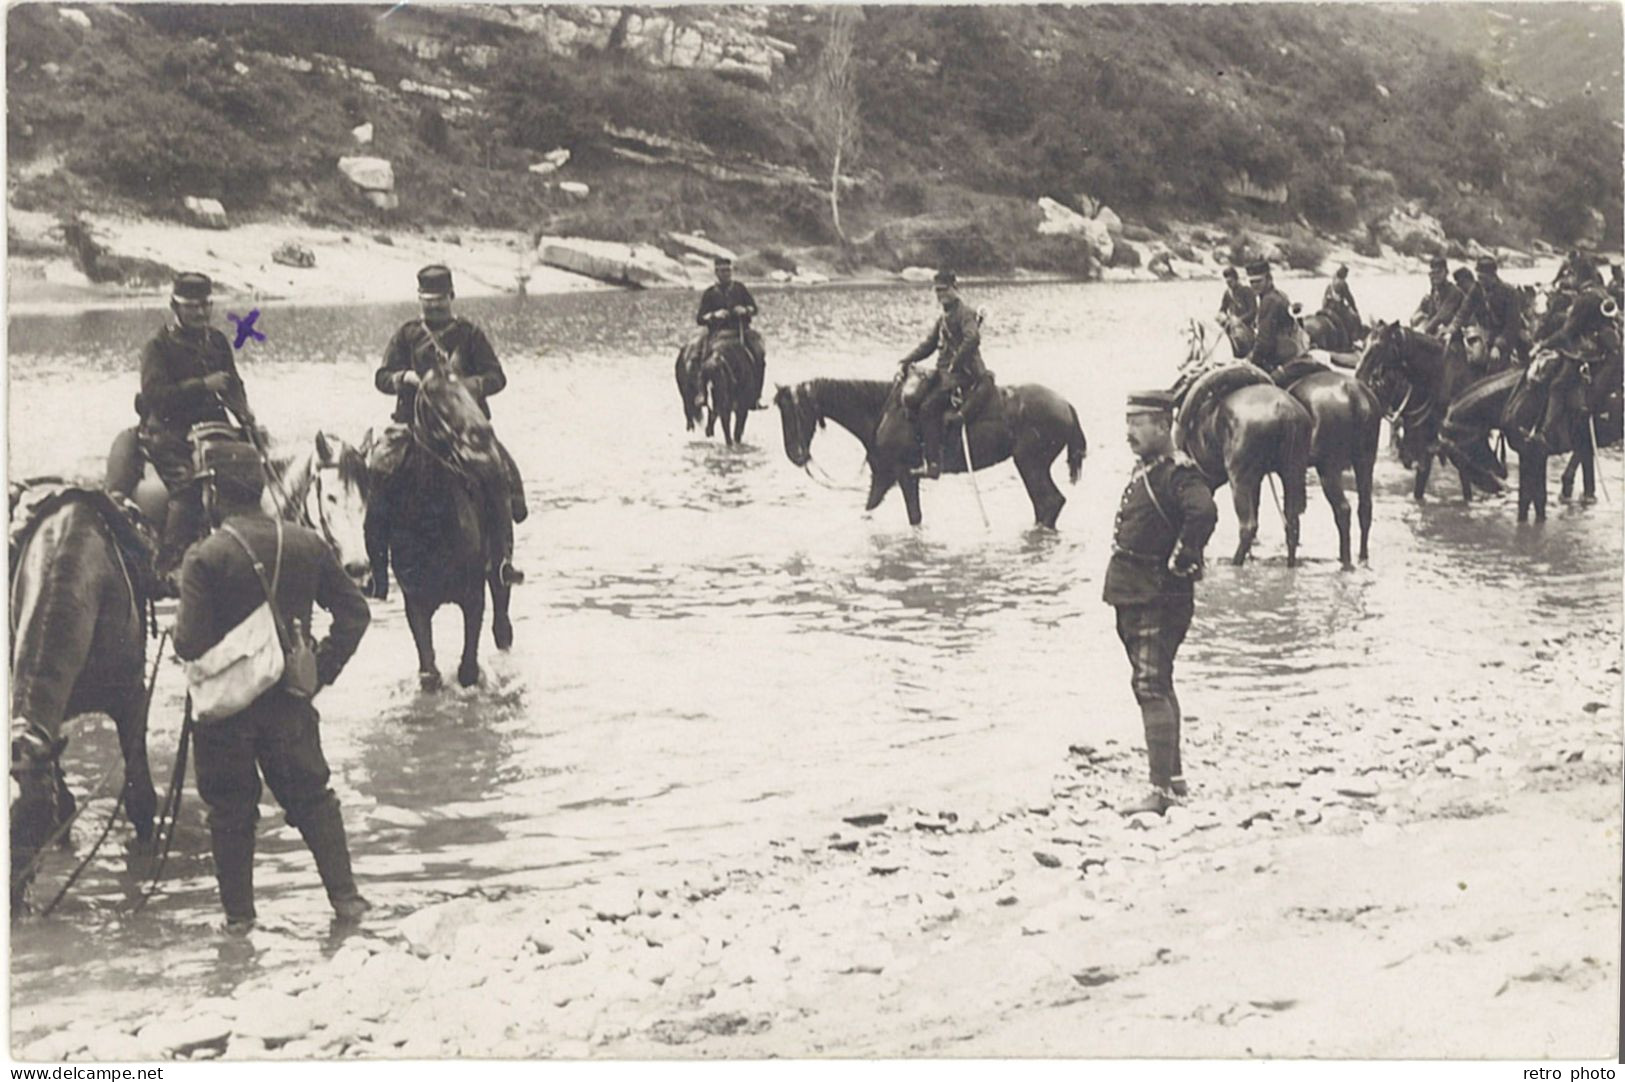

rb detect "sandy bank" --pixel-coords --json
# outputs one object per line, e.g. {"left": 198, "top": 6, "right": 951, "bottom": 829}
{"left": 17, "top": 612, "right": 1619, "bottom": 1062}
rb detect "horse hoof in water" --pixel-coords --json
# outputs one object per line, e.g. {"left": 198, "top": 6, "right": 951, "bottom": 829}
{"left": 493, "top": 616, "right": 514, "bottom": 652}
{"left": 419, "top": 670, "right": 443, "bottom": 692}
{"left": 457, "top": 661, "right": 481, "bottom": 689}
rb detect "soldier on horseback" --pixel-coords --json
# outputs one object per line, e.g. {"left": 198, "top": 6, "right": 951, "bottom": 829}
{"left": 1243, "top": 259, "right": 1298, "bottom": 373}
{"left": 896, "top": 269, "right": 987, "bottom": 479}
{"left": 364, "top": 265, "right": 527, "bottom": 600}
{"left": 695, "top": 255, "right": 766, "bottom": 408}
{"left": 1217, "top": 267, "right": 1257, "bottom": 356}
{"left": 1447, "top": 255, "right": 1529, "bottom": 370}
{"left": 1522, "top": 267, "right": 1622, "bottom": 453}
{"left": 126, "top": 272, "right": 259, "bottom": 589}
{"left": 1411, "top": 256, "right": 1466, "bottom": 338}
{"left": 1322, "top": 264, "right": 1363, "bottom": 345}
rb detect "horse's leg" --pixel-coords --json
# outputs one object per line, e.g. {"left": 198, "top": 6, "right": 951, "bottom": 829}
{"left": 1317, "top": 464, "right": 1353, "bottom": 570}
{"left": 1282, "top": 469, "right": 1302, "bottom": 568}
{"left": 1016, "top": 451, "right": 1064, "bottom": 529}
{"left": 457, "top": 580, "right": 485, "bottom": 688}
{"left": 1231, "top": 476, "right": 1260, "bottom": 566}
{"left": 1413, "top": 451, "right": 1432, "bottom": 502}
{"left": 490, "top": 569, "right": 514, "bottom": 652}
{"left": 899, "top": 474, "right": 923, "bottom": 527}
{"left": 733, "top": 401, "right": 748, "bottom": 445}
{"left": 1355, "top": 449, "right": 1376, "bottom": 565}
{"left": 403, "top": 592, "right": 441, "bottom": 690}
{"left": 865, "top": 468, "right": 896, "bottom": 514}
{"left": 1532, "top": 450, "right": 1548, "bottom": 523}
{"left": 110, "top": 687, "right": 157, "bottom": 845}
{"left": 1581, "top": 439, "right": 1597, "bottom": 502}
{"left": 1561, "top": 449, "right": 1579, "bottom": 500}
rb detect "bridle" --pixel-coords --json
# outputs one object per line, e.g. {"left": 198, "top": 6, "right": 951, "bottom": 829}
{"left": 411, "top": 372, "right": 485, "bottom": 479}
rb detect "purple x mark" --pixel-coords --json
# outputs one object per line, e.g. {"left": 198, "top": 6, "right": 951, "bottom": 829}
{"left": 227, "top": 308, "right": 266, "bottom": 350}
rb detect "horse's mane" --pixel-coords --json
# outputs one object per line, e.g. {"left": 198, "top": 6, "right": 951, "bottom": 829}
{"left": 805, "top": 377, "right": 895, "bottom": 418}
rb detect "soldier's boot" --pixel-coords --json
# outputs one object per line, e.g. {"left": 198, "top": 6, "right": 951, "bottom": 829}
{"left": 296, "top": 796, "right": 371, "bottom": 922}
{"left": 362, "top": 488, "right": 391, "bottom": 601}
{"left": 1122, "top": 699, "right": 1184, "bottom": 816}
{"left": 497, "top": 439, "right": 528, "bottom": 524}
{"left": 912, "top": 408, "right": 945, "bottom": 479}
{"left": 480, "top": 474, "right": 524, "bottom": 587}
{"left": 209, "top": 824, "right": 258, "bottom": 932}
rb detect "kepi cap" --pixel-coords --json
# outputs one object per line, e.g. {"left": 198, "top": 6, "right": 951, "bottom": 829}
{"left": 1222, "top": 267, "right": 1238, "bottom": 280}
{"left": 195, "top": 440, "right": 265, "bottom": 499}
{"left": 713, "top": 255, "right": 733, "bottom": 268}
{"left": 1126, "top": 389, "right": 1176, "bottom": 416}
{"left": 171, "top": 272, "right": 213, "bottom": 303}
{"left": 417, "top": 264, "right": 454, "bottom": 296}
{"left": 1475, "top": 255, "right": 1498, "bottom": 273}
{"left": 1429, "top": 255, "right": 1448, "bottom": 272}
{"left": 1245, "top": 258, "right": 1271, "bottom": 277}
{"left": 933, "top": 268, "right": 958, "bottom": 288}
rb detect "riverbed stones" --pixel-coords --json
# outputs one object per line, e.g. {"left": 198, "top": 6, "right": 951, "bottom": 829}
{"left": 134, "top": 1014, "right": 232, "bottom": 1059}
{"left": 183, "top": 196, "right": 228, "bottom": 230}
{"left": 400, "top": 897, "right": 485, "bottom": 957}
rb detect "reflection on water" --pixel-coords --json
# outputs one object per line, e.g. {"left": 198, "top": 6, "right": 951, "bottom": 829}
{"left": 9, "top": 270, "right": 1620, "bottom": 1033}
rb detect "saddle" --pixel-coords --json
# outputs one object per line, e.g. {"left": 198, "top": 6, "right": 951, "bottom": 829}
{"left": 8, "top": 480, "right": 161, "bottom": 601}
{"left": 1272, "top": 356, "right": 1331, "bottom": 390}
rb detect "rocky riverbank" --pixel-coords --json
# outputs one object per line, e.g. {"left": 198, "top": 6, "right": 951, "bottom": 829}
{"left": 17, "top": 614, "right": 1620, "bottom": 1062}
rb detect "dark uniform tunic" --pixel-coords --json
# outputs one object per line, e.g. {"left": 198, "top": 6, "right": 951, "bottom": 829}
{"left": 1450, "top": 278, "right": 1528, "bottom": 364}
{"left": 138, "top": 322, "right": 247, "bottom": 489}
{"left": 1246, "top": 286, "right": 1298, "bottom": 372}
{"left": 1413, "top": 280, "right": 1467, "bottom": 337}
{"left": 694, "top": 279, "right": 766, "bottom": 394}
{"left": 175, "top": 512, "right": 370, "bottom": 919}
{"left": 1103, "top": 453, "right": 1218, "bottom": 790}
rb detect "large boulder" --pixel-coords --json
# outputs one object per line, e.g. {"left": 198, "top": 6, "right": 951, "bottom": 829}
{"left": 866, "top": 215, "right": 1008, "bottom": 274}
{"left": 1374, "top": 203, "right": 1446, "bottom": 254}
{"left": 271, "top": 241, "right": 315, "bottom": 269}
{"left": 183, "top": 196, "right": 228, "bottom": 230}
{"left": 338, "top": 156, "right": 395, "bottom": 193}
{"left": 665, "top": 231, "right": 736, "bottom": 263}
{"left": 351, "top": 122, "right": 373, "bottom": 146}
{"left": 539, "top": 237, "right": 689, "bottom": 288}
{"left": 1035, "top": 198, "right": 1113, "bottom": 263}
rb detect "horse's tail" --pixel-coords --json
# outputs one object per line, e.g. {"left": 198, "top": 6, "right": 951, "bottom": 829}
{"left": 1065, "top": 404, "right": 1087, "bottom": 484}
{"left": 1279, "top": 407, "right": 1312, "bottom": 519}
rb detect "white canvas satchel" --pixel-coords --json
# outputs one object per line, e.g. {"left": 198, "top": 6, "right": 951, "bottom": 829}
{"left": 183, "top": 524, "right": 287, "bottom": 722}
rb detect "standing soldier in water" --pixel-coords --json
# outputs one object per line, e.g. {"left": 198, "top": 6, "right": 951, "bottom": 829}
{"left": 175, "top": 440, "right": 372, "bottom": 930}
{"left": 1103, "top": 390, "right": 1218, "bottom": 816}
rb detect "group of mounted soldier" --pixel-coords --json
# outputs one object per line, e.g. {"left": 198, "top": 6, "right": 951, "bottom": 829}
{"left": 11, "top": 241, "right": 1623, "bottom": 929}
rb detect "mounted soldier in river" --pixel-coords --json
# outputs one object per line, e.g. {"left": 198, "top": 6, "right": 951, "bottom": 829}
{"left": 678, "top": 255, "right": 768, "bottom": 444}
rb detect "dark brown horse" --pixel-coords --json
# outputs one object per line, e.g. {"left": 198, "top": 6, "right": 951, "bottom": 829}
{"left": 1172, "top": 364, "right": 1311, "bottom": 566}
{"left": 674, "top": 341, "right": 705, "bottom": 432}
{"left": 698, "top": 334, "right": 761, "bottom": 447}
{"left": 1271, "top": 359, "right": 1382, "bottom": 568}
{"left": 389, "top": 369, "right": 515, "bottom": 689}
{"left": 773, "top": 373, "right": 1086, "bottom": 528}
{"left": 1439, "top": 349, "right": 1623, "bottom": 522}
{"left": 1355, "top": 321, "right": 1502, "bottom": 502}
{"left": 9, "top": 485, "right": 158, "bottom": 913}
{"left": 1301, "top": 308, "right": 1359, "bottom": 353}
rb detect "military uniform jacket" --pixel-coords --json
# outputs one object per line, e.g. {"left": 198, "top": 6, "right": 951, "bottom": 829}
{"left": 901, "top": 300, "right": 987, "bottom": 381}
{"left": 1246, "top": 286, "right": 1297, "bottom": 369}
{"left": 139, "top": 322, "right": 245, "bottom": 433}
{"left": 696, "top": 281, "right": 758, "bottom": 331}
{"left": 1102, "top": 455, "right": 1218, "bottom": 606}
{"left": 1414, "top": 281, "right": 1466, "bottom": 335}
{"left": 377, "top": 317, "right": 506, "bottom": 424}
{"left": 1324, "top": 279, "right": 1359, "bottom": 316}
{"left": 1219, "top": 283, "right": 1258, "bottom": 323}
{"left": 1451, "top": 279, "right": 1525, "bottom": 352}
{"left": 175, "top": 513, "right": 370, "bottom": 690}
{"left": 1541, "top": 286, "right": 1618, "bottom": 355}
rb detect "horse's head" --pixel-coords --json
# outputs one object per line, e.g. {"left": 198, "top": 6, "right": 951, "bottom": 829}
{"left": 308, "top": 431, "right": 371, "bottom": 582}
{"left": 773, "top": 383, "right": 821, "bottom": 467}
{"left": 1355, "top": 320, "right": 1401, "bottom": 387}
{"left": 417, "top": 368, "right": 497, "bottom": 465}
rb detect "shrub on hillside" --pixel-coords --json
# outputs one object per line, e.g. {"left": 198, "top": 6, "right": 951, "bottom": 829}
{"left": 70, "top": 97, "right": 276, "bottom": 205}
{"left": 489, "top": 48, "right": 604, "bottom": 153}
{"left": 1279, "top": 228, "right": 1328, "bottom": 271}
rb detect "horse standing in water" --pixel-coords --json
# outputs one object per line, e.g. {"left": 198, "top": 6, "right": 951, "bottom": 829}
{"left": 698, "top": 336, "right": 761, "bottom": 447}
{"left": 674, "top": 341, "right": 705, "bottom": 433}
{"left": 1171, "top": 362, "right": 1311, "bottom": 566}
{"left": 9, "top": 485, "right": 158, "bottom": 913}
{"left": 1355, "top": 321, "right": 1502, "bottom": 502}
{"left": 1269, "top": 358, "right": 1382, "bottom": 568}
{"left": 773, "top": 371, "right": 1086, "bottom": 528}
{"left": 386, "top": 368, "right": 515, "bottom": 689}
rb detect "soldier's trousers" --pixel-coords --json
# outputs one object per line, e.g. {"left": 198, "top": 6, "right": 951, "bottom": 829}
{"left": 1114, "top": 596, "right": 1195, "bottom": 790}
{"left": 193, "top": 691, "right": 357, "bottom": 920}
{"left": 138, "top": 426, "right": 203, "bottom": 576}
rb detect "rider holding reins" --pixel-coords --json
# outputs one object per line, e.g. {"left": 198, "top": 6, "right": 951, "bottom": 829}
{"left": 897, "top": 269, "right": 986, "bottom": 479}
{"left": 694, "top": 255, "right": 767, "bottom": 408}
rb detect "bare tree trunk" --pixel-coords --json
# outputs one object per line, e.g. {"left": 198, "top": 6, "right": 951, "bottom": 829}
{"left": 830, "top": 144, "right": 844, "bottom": 242}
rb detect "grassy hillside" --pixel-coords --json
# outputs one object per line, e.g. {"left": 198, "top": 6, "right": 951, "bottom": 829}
{"left": 7, "top": 3, "right": 1621, "bottom": 274}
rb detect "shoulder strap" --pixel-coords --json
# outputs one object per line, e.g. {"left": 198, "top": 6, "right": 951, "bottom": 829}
{"left": 419, "top": 318, "right": 455, "bottom": 370}
{"left": 1137, "top": 463, "right": 1177, "bottom": 531}
{"left": 220, "top": 520, "right": 289, "bottom": 647}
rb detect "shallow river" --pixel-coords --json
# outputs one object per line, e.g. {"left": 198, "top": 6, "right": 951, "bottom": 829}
{"left": 8, "top": 266, "right": 1620, "bottom": 1031}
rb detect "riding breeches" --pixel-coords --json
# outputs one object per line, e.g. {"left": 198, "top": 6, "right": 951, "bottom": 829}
{"left": 910, "top": 371, "right": 978, "bottom": 465}
{"left": 193, "top": 692, "right": 337, "bottom": 838}
{"left": 1114, "top": 596, "right": 1194, "bottom": 790}
{"left": 139, "top": 425, "right": 203, "bottom": 574}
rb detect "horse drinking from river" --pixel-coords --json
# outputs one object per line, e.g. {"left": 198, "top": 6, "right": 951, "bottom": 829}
{"left": 774, "top": 371, "right": 1086, "bottom": 528}
{"left": 9, "top": 484, "right": 159, "bottom": 914}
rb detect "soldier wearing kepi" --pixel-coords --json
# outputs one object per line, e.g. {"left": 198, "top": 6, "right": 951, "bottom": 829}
{"left": 137, "top": 272, "right": 257, "bottom": 587}
{"left": 365, "top": 265, "right": 528, "bottom": 599}
{"left": 174, "top": 440, "right": 372, "bottom": 931}
{"left": 897, "top": 268, "right": 986, "bottom": 479}
{"left": 1243, "top": 259, "right": 1298, "bottom": 373}
{"left": 695, "top": 255, "right": 767, "bottom": 405}
{"left": 1411, "top": 256, "right": 1466, "bottom": 338}
{"left": 1104, "top": 390, "right": 1218, "bottom": 816}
